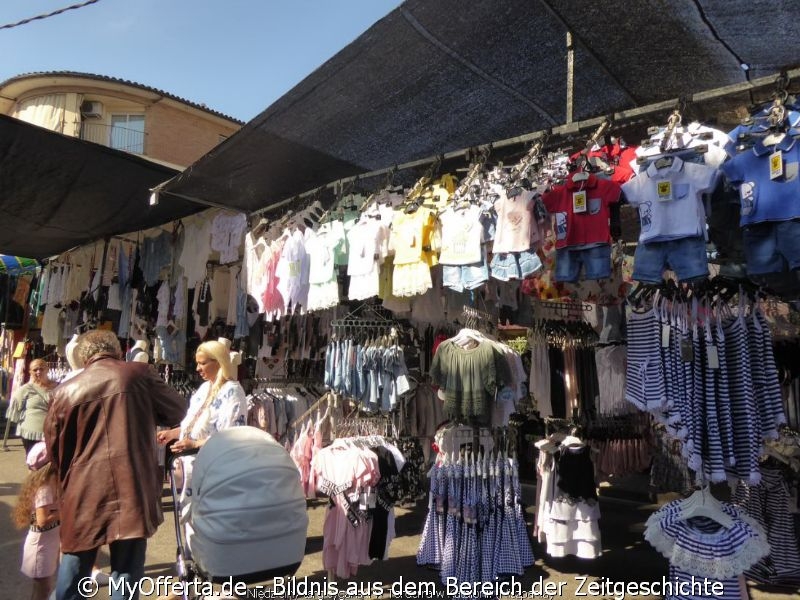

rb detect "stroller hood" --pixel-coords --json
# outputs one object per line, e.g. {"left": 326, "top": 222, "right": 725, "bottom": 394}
{"left": 190, "top": 426, "right": 308, "bottom": 578}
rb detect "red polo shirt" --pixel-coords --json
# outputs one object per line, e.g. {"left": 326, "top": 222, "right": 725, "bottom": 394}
{"left": 542, "top": 173, "right": 622, "bottom": 249}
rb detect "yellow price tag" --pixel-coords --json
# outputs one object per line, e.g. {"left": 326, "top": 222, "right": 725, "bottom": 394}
{"left": 770, "top": 151, "right": 783, "bottom": 180}
{"left": 572, "top": 190, "right": 587, "bottom": 213}
{"left": 657, "top": 180, "right": 672, "bottom": 202}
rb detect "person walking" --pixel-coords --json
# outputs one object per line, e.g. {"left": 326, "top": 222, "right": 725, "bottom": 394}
{"left": 13, "top": 442, "right": 60, "bottom": 600}
{"left": 44, "top": 330, "right": 186, "bottom": 600}
{"left": 11, "top": 358, "right": 57, "bottom": 456}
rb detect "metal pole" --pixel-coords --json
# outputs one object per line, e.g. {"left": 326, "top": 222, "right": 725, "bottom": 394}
{"left": 566, "top": 31, "right": 574, "bottom": 124}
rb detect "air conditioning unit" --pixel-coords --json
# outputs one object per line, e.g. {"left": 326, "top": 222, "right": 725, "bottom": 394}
{"left": 80, "top": 100, "right": 103, "bottom": 118}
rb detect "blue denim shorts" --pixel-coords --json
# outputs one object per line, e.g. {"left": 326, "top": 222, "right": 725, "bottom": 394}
{"left": 490, "top": 253, "right": 521, "bottom": 281}
{"left": 517, "top": 249, "right": 543, "bottom": 278}
{"left": 442, "top": 261, "right": 489, "bottom": 292}
{"left": 633, "top": 236, "right": 708, "bottom": 283}
{"left": 555, "top": 244, "right": 612, "bottom": 282}
{"left": 742, "top": 219, "right": 800, "bottom": 275}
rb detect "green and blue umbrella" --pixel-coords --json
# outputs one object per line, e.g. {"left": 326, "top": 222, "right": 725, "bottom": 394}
{"left": 0, "top": 255, "right": 39, "bottom": 275}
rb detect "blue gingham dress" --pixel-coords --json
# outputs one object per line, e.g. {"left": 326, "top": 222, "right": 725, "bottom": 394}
{"left": 511, "top": 456, "right": 535, "bottom": 567}
{"left": 455, "top": 458, "right": 480, "bottom": 589}
{"left": 417, "top": 462, "right": 444, "bottom": 567}
{"left": 494, "top": 455, "right": 523, "bottom": 576}
{"left": 440, "top": 461, "right": 462, "bottom": 582}
{"left": 480, "top": 457, "right": 497, "bottom": 581}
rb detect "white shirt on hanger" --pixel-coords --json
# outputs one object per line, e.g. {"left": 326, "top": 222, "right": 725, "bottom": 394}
{"left": 179, "top": 220, "right": 212, "bottom": 288}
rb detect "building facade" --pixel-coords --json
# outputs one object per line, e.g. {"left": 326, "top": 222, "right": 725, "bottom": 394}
{"left": 0, "top": 71, "right": 242, "bottom": 168}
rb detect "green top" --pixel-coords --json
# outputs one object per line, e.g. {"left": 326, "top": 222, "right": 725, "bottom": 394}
{"left": 14, "top": 382, "right": 51, "bottom": 441}
{"left": 430, "top": 339, "right": 511, "bottom": 424}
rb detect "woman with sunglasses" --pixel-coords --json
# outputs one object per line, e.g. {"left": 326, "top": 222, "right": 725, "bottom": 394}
{"left": 11, "top": 358, "right": 57, "bottom": 455}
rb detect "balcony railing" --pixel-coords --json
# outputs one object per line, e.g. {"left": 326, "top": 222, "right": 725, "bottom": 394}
{"left": 79, "top": 121, "right": 146, "bottom": 154}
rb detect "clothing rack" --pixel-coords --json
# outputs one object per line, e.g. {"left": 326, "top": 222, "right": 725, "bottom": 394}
{"left": 285, "top": 392, "right": 335, "bottom": 435}
{"left": 461, "top": 305, "right": 496, "bottom": 333}
{"left": 531, "top": 299, "right": 593, "bottom": 321}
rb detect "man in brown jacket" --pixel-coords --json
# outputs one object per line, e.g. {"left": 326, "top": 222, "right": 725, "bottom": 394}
{"left": 44, "top": 330, "right": 186, "bottom": 600}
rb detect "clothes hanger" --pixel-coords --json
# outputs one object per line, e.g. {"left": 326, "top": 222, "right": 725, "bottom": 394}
{"left": 676, "top": 486, "right": 734, "bottom": 528}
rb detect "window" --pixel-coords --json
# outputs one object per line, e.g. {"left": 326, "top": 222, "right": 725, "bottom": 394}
{"left": 110, "top": 114, "right": 145, "bottom": 154}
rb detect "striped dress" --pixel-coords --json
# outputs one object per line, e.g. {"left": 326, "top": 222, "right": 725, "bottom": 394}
{"left": 626, "top": 306, "right": 667, "bottom": 411}
{"left": 645, "top": 499, "right": 769, "bottom": 599}
{"left": 734, "top": 467, "right": 800, "bottom": 584}
{"left": 722, "top": 315, "right": 761, "bottom": 485}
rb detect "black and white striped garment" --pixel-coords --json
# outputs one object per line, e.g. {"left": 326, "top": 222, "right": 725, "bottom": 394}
{"left": 722, "top": 316, "right": 762, "bottom": 486}
{"left": 662, "top": 314, "right": 688, "bottom": 443}
{"left": 711, "top": 321, "right": 736, "bottom": 471}
{"left": 699, "top": 327, "right": 725, "bottom": 483}
{"left": 754, "top": 309, "right": 788, "bottom": 434}
{"left": 625, "top": 306, "right": 666, "bottom": 412}
{"left": 747, "top": 313, "right": 783, "bottom": 442}
{"left": 734, "top": 466, "right": 800, "bottom": 585}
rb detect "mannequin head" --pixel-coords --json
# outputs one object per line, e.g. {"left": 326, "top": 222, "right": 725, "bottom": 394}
{"left": 66, "top": 334, "right": 83, "bottom": 371}
{"left": 129, "top": 338, "right": 150, "bottom": 363}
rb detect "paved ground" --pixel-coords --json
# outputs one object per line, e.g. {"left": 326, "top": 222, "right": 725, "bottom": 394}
{"left": 1, "top": 436, "right": 797, "bottom": 600}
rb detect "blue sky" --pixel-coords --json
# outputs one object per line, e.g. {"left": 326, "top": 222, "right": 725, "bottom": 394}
{"left": 0, "top": 0, "right": 403, "bottom": 122}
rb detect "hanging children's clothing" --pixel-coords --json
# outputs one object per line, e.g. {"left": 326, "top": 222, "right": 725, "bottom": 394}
{"left": 389, "top": 205, "right": 439, "bottom": 298}
{"left": 417, "top": 449, "right": 534, "bottom": 591}
{"left": 347, "top": 218, "right": 390, "bottom": 301}
{"left": 733, "top": 465, "right": 800, "bottom": 585}
{"left": 644, "top": 496, "right": 770, "bottom": 599}
{"left": 541, "top": 172, "right": 621, "bottom": 282}
{"left": 622, "top": 156, "right": 719, "bottom": 284}
{"left": 535, "top": 436, "right": 602, "bottom": 559}
{"left": 210, "top": 212, "right": 247, "bottom": 264}
{"left": 625, "top": 295, "right": 786, "bottom": 486}
{"left": 306, "top": 220, "right": 346, "bottom": 312}
{"left": 312, "top": 437, "right": 405, "bottom": 579}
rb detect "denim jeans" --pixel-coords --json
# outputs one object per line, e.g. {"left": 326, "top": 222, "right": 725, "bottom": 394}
{"left": 56, "top": 538, "right": 146, "bottom": 600}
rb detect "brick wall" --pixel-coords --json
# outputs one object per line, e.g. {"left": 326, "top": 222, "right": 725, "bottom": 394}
{"left": 145, "top": 102, "right": 239, "bottom": 166}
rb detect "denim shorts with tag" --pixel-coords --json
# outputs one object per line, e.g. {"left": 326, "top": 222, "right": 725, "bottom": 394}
{"left": 555, "top": 244, "right": 612, "bottom": 282}
{"left": 633, "top": 236, "right": 708, "bottom": 283}
{"left": 490, "top": 253, "right": 521, "bottom": 281}
{"left": 490, "top": 250, "right": 542, "bottom": 281}
{"left": 742, "top": 219, "right": 800, "bottom": 275}
{"left": 443, "top": 259, "right": 490, "bottom": 292}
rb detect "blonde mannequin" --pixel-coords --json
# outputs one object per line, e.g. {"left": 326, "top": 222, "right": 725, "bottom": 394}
{"left": 127, "top": 339, "right": 150, "bottom": 363}
{"left": 65, "top": 334, "right": 83, "bottom": 371}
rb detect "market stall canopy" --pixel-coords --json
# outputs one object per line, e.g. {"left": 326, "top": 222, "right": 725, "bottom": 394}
{"left": 0, "top": 254, "right": 38, "bottom": 275}
{"left": 0, "top": 115, "right": 201, "bottom": 259}
{"left": 162, "top": 0, "right": 800, "bottom": 214}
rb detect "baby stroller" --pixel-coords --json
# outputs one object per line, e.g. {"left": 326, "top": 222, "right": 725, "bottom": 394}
{"left": 169, "top": 426, "right": 308, "bottom": 599}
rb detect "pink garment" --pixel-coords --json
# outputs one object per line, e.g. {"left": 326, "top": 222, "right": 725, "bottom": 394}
{"left": 20, "top": 484, "right": 60, "bottom": 579}
{"left": 290, "top": 421, "right": 313, "bottom": 495}
{"left": 314, "top": 443, "right": 380, "bottom": 578}
{"left": 306, "top": 417, "right": 325, "bottom": 498}
{"left": 262, "top": 237, "right": 287, "bottom": 321}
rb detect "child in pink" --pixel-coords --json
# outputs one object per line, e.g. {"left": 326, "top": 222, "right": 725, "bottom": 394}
{"left": 14, "top": 442, "right": 60, "bottom": 600}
